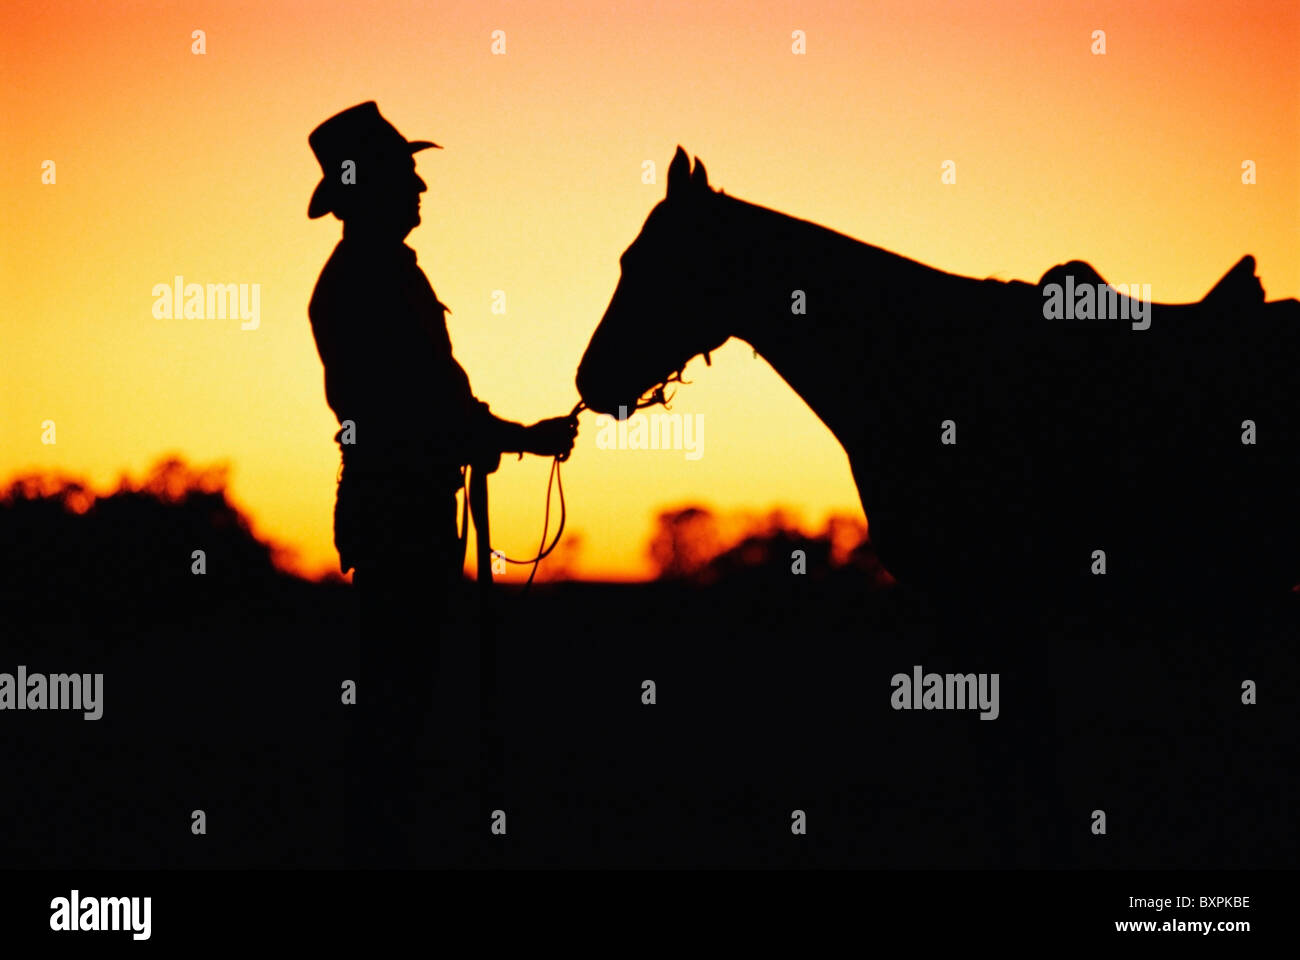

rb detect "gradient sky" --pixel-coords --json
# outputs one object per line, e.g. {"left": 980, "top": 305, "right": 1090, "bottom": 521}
{"left": 3, "top": 0, "right": 1297, "bottom": 580}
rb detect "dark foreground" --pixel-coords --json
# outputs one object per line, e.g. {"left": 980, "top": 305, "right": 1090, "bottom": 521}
{"left": 1, "top": 575, "right": 1295, "bottom": 869}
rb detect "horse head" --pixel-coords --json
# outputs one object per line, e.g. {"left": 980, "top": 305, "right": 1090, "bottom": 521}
{"left": 576, "top": 146, "right": 732, "bottom": 418}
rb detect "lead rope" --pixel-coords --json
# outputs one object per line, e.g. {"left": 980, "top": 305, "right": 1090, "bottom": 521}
{"left": 496, "top": 399, "right": 585, "bottom": 593}
{"left": 457, "top": 401, "right": 586, "bottom": 594}
{"left": 470, "top": 384, "right": 679, "bottom": 593}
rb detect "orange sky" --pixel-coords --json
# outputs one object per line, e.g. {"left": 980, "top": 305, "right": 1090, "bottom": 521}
{"left": 3, "top": 0, "right": 1297, "bottom": 581}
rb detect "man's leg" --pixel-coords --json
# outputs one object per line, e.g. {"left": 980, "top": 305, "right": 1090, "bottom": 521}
{"left": 349, "top": 559, "right": 443, "bottom": 867}
{"left": 421, "top": 497, "right": 479, "bottom": 866}
{"left": 345, "top": 493, "right": 467, "bottom": 867}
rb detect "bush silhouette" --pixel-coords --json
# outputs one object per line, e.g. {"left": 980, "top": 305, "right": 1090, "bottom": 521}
{"left": 0, "top": 456, "right": 295, "bottom": 624}
{"left": 648, "top": 505, "right": 894, "bottom": 588}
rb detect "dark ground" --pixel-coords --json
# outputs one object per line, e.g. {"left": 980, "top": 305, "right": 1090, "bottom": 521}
{"left": 2, "top": 573, "right": 1294, "bottom": 870}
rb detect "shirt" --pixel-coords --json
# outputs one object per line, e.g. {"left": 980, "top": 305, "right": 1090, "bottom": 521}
{"left": 309, "top": 230, "right": 509, "bottom": 486}
{"left": 308, "top": 228, "right": 523, "bottom": 572}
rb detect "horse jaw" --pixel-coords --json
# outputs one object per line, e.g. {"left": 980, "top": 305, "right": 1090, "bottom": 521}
{"left": 574, "top": 361, "right": 637, "bottom": 420}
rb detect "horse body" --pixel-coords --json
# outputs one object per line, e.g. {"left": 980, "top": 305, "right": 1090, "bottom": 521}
{"left": 577, "top": 148, "right": 1299, "bottom": 599}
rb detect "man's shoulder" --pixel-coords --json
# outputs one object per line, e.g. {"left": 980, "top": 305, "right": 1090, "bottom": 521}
{"left": 310, "top": 241, "right": 386, "bottom": 322}
{"left": 308, "top": 238, "right": 442, "bottom": 334}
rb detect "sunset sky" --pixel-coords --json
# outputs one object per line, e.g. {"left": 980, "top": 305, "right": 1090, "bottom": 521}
{"left": 3, "top": 0, "right": 1297, "bottom": 581}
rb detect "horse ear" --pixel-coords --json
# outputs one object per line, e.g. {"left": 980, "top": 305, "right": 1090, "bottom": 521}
{"left": 691, "top": 157, "right": 709, "bottom": 191}
{"left": 667, "top": 146, "right": 691, "bottom": 201}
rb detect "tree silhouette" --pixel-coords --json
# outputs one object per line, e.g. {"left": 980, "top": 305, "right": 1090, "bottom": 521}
{"left": 0, "top": 456, "right": 295, "bottom": 623}
{"left": 647, "top": 505, "right": 894, "bottom": 587}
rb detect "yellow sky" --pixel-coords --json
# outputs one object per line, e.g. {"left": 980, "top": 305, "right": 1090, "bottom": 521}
{"left": 3, "top": 0, "right": 1296, "bottom": 580}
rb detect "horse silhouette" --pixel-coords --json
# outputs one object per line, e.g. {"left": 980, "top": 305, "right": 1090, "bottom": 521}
{"left": 577, "top": 147, "right": 1299, "bottom": 602}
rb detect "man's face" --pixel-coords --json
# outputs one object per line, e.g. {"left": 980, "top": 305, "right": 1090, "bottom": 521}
{"left": 397, "top": 156, "right": 428, "bottom": 234}
{"left": 346, "top": 154, "right": 428, "bottom": 238}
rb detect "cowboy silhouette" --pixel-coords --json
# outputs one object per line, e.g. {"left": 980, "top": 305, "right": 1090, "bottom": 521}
{"left": 306, "top": 101, "right": 576, "bottom": 865}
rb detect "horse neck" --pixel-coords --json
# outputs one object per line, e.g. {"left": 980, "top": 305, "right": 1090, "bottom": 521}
{"left": 713, "top": 194, "right": 932, "bottom": 447}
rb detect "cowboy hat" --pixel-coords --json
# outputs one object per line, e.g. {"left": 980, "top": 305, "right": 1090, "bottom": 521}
{"left": 307, "top": 101, "right": 441, "bottom": 219}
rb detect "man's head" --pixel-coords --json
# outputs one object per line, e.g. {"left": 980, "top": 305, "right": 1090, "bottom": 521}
{"left": 308, "top": 101, "right": 439, "bottom": 239}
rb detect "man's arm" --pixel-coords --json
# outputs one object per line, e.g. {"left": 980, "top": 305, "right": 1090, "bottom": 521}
{"left": 470, "top": 400, "right": 526, "bottom": 459}
{"left": 466, "top": 400, "right": 576, "bottom": 461}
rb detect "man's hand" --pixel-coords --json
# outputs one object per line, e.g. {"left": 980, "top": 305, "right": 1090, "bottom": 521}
{"left": 524, "top": 416, "right": 578, "bottom": 459}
